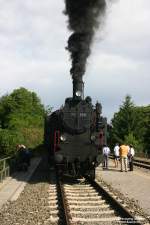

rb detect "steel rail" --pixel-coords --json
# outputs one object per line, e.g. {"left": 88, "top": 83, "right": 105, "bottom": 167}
{"left": 85, "top": 176, "right": 143, "bottom": 225}
{"left": 134, "top": 158, "right": 150, "bottom": 165}
{"left": 109, "top": 154, "right": 150, "bottom": 170}
{"left": 56, "top": 172, "right": 71, "bottom": 225}
{"left": 133, "top": 161, "right": 150, "bottom": 169}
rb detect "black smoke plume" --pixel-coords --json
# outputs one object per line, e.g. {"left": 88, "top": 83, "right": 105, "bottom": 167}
{"left": 64, "top": 0, "right": 106, "bottom": 80}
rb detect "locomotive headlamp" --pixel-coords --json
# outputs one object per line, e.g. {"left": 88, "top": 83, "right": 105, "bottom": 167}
{"left": 55, "top": 153, "right": 63, "bottom": 163}
{"left": 60, "top": 134, "right": 66, "bottom": 142}
{"left": 75, "top": 91, "right": 82, "bottom": 97}
{"left": 91, "top": 135, "right": 96, "bottom": 141}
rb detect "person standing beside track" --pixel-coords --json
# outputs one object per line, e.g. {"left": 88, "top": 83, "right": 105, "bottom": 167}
{"left": 119, "top": 144, "right": 129, "bottom": 172}
{"left": 128, "top": 144, "right": 135, "bottom": 171}
{"left": 102, "top": 144, "right": 110, "bottom": 170}
{"left": 113, "top": 143, "right": 120, "bottom": 168}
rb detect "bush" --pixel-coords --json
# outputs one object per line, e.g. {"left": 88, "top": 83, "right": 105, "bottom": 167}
{"left": 20, "top": 127, "right": 44, "bottom": 148}
{"left": 0, "top": 129, "right": 24, "bottom": 157}
{"left": 124, "top": 132, "right": 143, "bottom": 154}
{"left": 0, "top": 88, "right": 45, "bottom": 158}
{"left": 0, "top": 127, "right": 44, "bottom": 157}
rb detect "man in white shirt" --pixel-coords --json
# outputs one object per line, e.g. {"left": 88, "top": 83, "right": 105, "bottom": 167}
{"left": 114, "top": 143, "right": 120, "bottom": 168}
{"left": 102, "top": 144, "right": 110, "bottom": 169}
{"left": 128, "top": 144, "right": 135, "bottom": 171}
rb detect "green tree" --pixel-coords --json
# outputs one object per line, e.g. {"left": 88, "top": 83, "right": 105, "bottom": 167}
{"left": 0, "top": 87, "right": 45, "bottom": 156}
{"left": 143, "top": 106, "right": 150, "bottom": 153}
{"left": 0, "top": 129, "right": 24, "bottom": 156}
{"left": 112, "top": 96, "right": 136, "bottom": 141}
{"left": 111, "top": 95, "right": 144, "bottom": 151}
{"left": 136, "top": 105, "right": 150, "bottom": 154}
{"left": 124, "top": 132, "right": 143, "bottom": 153}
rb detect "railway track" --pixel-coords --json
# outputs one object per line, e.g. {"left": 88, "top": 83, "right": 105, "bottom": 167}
{"left": 133, "top": 158, "right": 150, "bottom": 170}
{"left": 0, "top": 158, "right": 149, "bottom": 225}
{"left": 55, "top": 175, "right": 146, "bottom": 225}
{"left": 109, "top": 155, "right": 150, "bottom": 170}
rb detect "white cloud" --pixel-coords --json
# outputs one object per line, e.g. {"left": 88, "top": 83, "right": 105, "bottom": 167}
{"left": 0, "top": 0, "right": 149, "bottom": 121}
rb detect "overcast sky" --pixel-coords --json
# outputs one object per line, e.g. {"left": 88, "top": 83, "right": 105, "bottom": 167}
{"left": 0, "top": 0, "right": 149, "bottom": 122}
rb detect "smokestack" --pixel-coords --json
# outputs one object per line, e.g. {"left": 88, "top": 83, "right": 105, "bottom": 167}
{"left": 64, "top": 0, "right": 106, "bottom": 91}
{"left": 73, "top": 77, "right": 84, "bottom": 99}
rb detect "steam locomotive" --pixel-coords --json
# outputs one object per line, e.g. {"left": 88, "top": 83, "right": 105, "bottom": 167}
{"left": 44, "top": 77, "right": 107, "bottom": 179}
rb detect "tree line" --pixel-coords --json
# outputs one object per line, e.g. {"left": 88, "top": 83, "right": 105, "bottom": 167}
{"left": 109, "top": 95, "right": 150, "bottom": 156}
{"left": 0, "top": 88, "right": 149, "bottom": 158}
{"left": 0, "top": 87, "right": 45, "bottom": 157}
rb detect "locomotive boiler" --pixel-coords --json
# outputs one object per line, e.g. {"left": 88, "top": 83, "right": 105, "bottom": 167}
{"left": 44, "top": 77, "right": 107, "bottom": 179}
